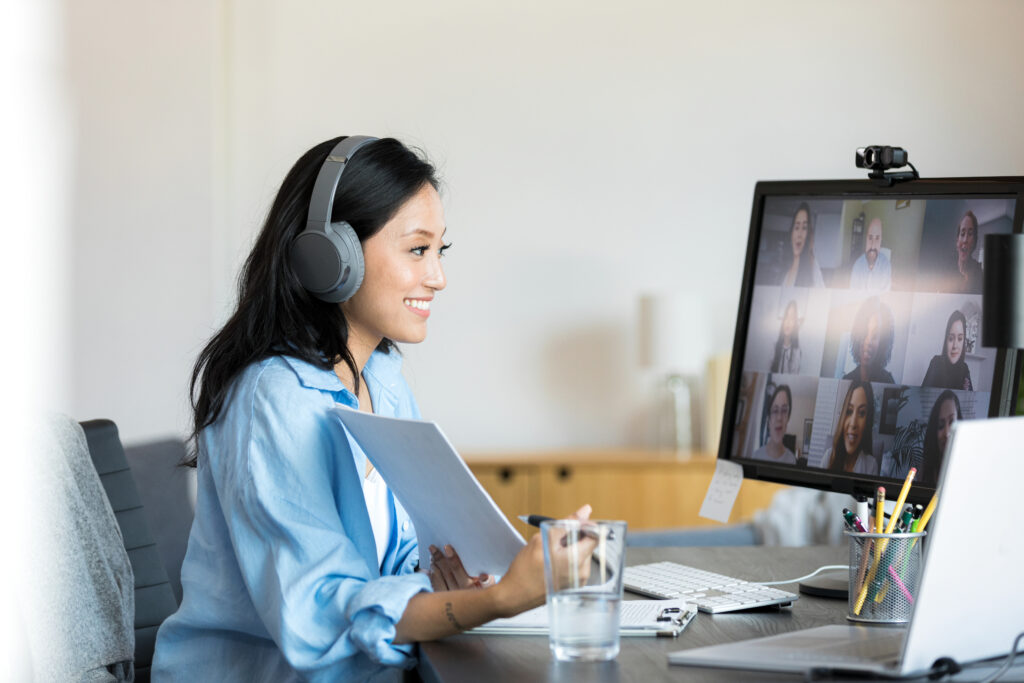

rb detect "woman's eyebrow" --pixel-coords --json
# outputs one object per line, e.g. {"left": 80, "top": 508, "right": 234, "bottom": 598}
{"left": 403, "top": 227, "right": 448, "bottom": 239}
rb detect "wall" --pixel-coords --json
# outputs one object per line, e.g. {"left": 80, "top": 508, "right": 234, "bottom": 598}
{"left": 59, "top": 0, "right": 1024, "bottom": 450}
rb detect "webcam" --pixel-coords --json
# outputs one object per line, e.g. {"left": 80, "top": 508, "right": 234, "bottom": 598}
{"left": 855, "top": 145, "right": 918, "bottom": 186}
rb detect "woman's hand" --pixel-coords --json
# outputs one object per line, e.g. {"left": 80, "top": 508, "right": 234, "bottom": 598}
{"left": 491, "top": 504, "right": 594, "bottom": 618}
{"left": 427, "top": 544, "right": 493, "bottom": 591}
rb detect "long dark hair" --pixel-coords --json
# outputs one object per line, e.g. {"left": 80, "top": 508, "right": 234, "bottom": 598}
{"left": 921, "top": 390, "right": 961, "bottom": 485}
{"left": 789, "top": 203, "right": 816, "bottom": 286}
{"left": 829, "top": 380, "right": 875, "bottom": 473}
{"left": 849, "top": 296, "right": 894, "bottom": 370}
{"left": 939, "top": 310, "right": 969, "bottom": 368}
{"left": 185, "top": 136, "right": 439, "bottom": 466}
{"left": 771, "top": 300, "right": 800, "bottom": 372}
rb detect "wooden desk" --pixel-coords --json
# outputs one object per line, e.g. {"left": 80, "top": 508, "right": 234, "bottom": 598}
{"left": 465, "top": 451, "right": 788, "bottom": 538}
{"left": 418, "top": 545, "right": 849, "bottom": 683}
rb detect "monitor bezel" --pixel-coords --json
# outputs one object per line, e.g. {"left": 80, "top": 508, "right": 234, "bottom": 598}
{"left": 719, "top": 177, "right": 1024, "bottom": 506}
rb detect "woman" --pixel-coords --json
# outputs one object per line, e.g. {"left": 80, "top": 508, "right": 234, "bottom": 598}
{"left": 922, "top": 310, "right": 974, "bottom": 390}
{"left": 152, "top": 137, "right": 592, "bottom": 681}
{"left": 780, "top": 203, "right": 825, "bottom": 288}
{"left": 752, "top": 384, "right": 797, "bottom": 464}
{"left": 770, "top": 300, "right": 801, "bottom": 374}
{"left": 842, "top": 296, "right": 896, "bottom": 384}
{"left": 920, "top": 390, "right": 962, "bottom": 486}
{"left": 949, "top": 210, "right": 983, "bottom": 294}
{"left": 825, "top": 380, "right": 880, "bottom": 476}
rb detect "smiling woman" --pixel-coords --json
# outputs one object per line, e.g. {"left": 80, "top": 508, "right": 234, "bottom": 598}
{"left": 151, "top": 136, "right": 590, "bottom": 682}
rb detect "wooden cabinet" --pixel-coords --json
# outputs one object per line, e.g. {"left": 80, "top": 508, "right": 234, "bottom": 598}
{"left": 466, "top": 450, "right": 787, "bottom": 538}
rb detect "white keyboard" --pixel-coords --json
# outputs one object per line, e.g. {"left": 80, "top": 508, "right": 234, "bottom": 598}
{"left": 623, "top": 561, "right": 798, "bottom": 613}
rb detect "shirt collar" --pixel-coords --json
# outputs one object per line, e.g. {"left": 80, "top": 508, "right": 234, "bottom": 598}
{"left": 281, "top": 349, "right": 404, "bottom": 405}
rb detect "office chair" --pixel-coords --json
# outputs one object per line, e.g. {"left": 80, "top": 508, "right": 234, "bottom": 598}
{"left": 81, "top": 419, "right": 179, "bottom": 683}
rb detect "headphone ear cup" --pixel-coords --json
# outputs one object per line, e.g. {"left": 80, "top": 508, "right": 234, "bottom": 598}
{"left": 290, "top": 221, "right": 364, "bottom": 303}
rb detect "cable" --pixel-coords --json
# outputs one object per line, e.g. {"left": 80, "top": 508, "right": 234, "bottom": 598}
{"left": 977, "top": 630, "right": 1024, "bottom": 683}
{"left": 755, "top": 565, "right": 849, "bottom": 586}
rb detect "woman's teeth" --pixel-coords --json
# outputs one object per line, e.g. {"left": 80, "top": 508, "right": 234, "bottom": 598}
{"left": 404, "top": 299, "right": 430, "bottom": 310}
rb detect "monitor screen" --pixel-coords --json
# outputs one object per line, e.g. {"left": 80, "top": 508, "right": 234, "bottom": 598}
{"left": 720, "top": 178, "right": 1024, "bottom": 505}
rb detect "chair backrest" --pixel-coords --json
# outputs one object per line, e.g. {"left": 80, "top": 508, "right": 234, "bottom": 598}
{"left": 124, "top": 438, "right": 196, "bottom": 605}
{"left": 81, "top": 419, "right": 178, "bottom": 683}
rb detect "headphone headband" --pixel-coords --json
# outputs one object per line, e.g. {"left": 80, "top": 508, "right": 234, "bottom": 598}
{"left": 305, "top": 135, "right": 380, "bottom": 232}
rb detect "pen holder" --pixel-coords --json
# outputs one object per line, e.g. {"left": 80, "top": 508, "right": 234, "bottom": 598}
{"left": 845, "top": 530, "right": 926, "bottom": 624}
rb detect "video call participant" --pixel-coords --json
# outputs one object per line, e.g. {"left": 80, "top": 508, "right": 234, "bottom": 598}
{"left": 949, "top": 210, "right": 983, "bottom": 294}
{"left": 825, "top": 380, "right": 880, "bottom": 476}
{"left": 849, "top": 217, "right": 892, "bottom": 291}
{"left": 842, "top": 297, "right": 896, "bottom": 384}
{"left": 152, "top": 137, "right": 594, "bottom": 681}
{"left": 752, "top": 384, "right": 798, "bottom": 464}
{"left": 921, "top": 310, "right": 974, "bottom": 391}
{"left": 770, "top": 300, "right": 801, "bottom": 374}
{"left": 920, "top": 390, "right": 962, "bottom": 486}
{"left": 780, "top": 202, "right": 825, "bottom": 288}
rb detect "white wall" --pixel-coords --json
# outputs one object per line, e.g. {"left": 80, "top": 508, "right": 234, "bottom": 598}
{"left": 61, "top": 0, "right": 1024, "bottom": 449}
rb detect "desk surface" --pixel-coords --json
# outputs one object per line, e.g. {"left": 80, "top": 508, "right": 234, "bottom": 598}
{"left": 418, "top": 545, "right": 850, "bottom": 683}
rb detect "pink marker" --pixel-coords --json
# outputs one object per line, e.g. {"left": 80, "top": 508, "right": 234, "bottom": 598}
{"left": 888, "top": 565, "right": 914, "bottom": 605}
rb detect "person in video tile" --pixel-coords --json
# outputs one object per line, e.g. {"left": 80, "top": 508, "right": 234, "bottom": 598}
{"left": 752, "top": 384, "right": 797, "bottom": 464}
{"left": 825, "top": 381, "right": 880, "bottom": 476}
{"left": 849, "top": 217, "right": 892, "bottom": 291}
{"left": 843, "top": 297, "right": 895, "bottom": 384}
{"left": 770, "top": 300, "right": 802, "bottom": 374}
{"left": 920, "top": 390, "right": 961, "bottom": 486}
{"left": 922, "top": 310, "right": 974, "bottom": 391}
{"left": 781, "top": 203, "right": 825, "bottom": 287}
{"left": 949, "top": 210, "right": 983, "bottom": 294}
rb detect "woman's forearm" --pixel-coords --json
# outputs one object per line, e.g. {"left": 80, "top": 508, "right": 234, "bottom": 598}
{"left": 393, "top": 582, "right": 537, "bottom": 644}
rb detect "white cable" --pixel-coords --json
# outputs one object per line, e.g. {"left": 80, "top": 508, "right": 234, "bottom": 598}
{"left": 755, "top": 565, "right": 849, "bottom": 586}
{"left": 978, "top": 630, "right": 1024, "bottom": 683}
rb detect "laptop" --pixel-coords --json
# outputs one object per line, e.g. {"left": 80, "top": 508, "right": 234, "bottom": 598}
{"left": 669, "top": 416, "right": 1024, "bottom": 678}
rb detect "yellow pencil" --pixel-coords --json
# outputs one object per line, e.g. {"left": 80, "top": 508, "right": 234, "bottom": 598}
{"left": 884, "top": 468, "right": 916, "bottom": 535}
{"left": 916, "top": 491, "right": 938, "bottom": 533}
{"left": 875, "top": 487, "right": 885, "bottom": 533}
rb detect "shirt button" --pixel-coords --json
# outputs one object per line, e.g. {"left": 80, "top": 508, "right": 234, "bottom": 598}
{"left": 402, "top": 520, "right": 409, "bottom": 532}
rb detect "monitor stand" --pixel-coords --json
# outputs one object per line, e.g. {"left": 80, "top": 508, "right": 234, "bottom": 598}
{"left": 798, "top": 571, "right": 848, "bottom": 599}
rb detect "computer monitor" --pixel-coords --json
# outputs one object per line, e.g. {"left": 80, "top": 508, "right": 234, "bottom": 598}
{"left": 719, "top": 177, "right": 1024, "bottom": 505}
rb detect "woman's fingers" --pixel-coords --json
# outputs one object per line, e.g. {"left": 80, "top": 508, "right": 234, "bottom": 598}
{"left": 429, "top": 544, "right": 477, "bottom": 590}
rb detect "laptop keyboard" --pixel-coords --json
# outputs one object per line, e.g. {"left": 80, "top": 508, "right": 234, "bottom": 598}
{"left": 623, "top": 561, "right": 798, "bottom": 613}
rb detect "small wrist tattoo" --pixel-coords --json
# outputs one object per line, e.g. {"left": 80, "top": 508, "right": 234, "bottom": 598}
{"left": 444, "top": 601, "right": 465, "bottom": 631}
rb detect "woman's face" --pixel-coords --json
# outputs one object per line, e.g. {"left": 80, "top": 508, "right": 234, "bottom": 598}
{"left": 768, "top": 391, "right": 790, "bottom": 445}
{"left": 946, "top": 319, "right": 965, "bottom": 365}
{"left": 956, "top": 215, "right": 977, "bottom": 259}
{"left": 842, "top": 387, "right": 869, "bottom": 455}
{"left": 859, "top": 314, "right": 881, "bottom": 367}
{"left": 781, "top": 305, "right": 797, "bottom": 341}
{"left": 936, "top": 398, "right": 958, "bottom": 456}
{"left": 791, "top": 209, "right": 810, "bottom": 257}
{"left": 342, "top": 183, "right": 448, "bottom": 347}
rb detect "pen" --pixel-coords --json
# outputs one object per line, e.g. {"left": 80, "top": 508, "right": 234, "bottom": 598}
{"left": 855, "top": 495, "right": 869, "bottom": 528}
{"left": 517, "top": 515, "right": 616, "bottom": 542}
{"left": 842, "top": 508, "right": 868, "bottom": 533}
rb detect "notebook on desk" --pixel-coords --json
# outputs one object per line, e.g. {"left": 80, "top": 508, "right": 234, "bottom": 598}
{"left": 669, "top": 416, "right": 1024, "bottom": 678}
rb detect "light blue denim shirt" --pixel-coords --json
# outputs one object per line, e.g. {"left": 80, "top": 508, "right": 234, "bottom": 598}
{"left": 152, "top": 350, "right": 431, "bottom": 682}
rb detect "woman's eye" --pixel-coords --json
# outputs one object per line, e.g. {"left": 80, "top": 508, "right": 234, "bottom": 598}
{"left": 439, "top": 242, "right": 452, "bottom": 258}
{"left": 410, "top": 246, "right": 428, "bottom": 256}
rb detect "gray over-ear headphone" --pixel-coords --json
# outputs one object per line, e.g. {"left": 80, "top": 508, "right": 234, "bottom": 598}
{"left": 291, "top": 135, "right": 379, "bottom": 303}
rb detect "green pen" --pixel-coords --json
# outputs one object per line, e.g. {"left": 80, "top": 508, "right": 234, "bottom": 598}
{"left": 910, "top": 504, "right": 924, "bottom": 532}
{"left": 896, "top": 507, "right": 914, "bottom": 533}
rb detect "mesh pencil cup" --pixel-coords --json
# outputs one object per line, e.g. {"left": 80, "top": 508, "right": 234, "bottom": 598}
{"left": 845, "top": 530, "right": 926, "bottom": 624}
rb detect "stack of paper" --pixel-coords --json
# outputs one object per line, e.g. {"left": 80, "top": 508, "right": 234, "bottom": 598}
{"left": 472, "top": 599, "right": 697, "bottom": 638}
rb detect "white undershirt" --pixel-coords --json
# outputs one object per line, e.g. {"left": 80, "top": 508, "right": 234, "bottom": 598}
{"left": 362, "top": 467, "right": 392, "bottom": 569}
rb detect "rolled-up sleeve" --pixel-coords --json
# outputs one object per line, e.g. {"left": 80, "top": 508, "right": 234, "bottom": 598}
{"left": 211, "top": 362, "right": 430, "bottom": 679}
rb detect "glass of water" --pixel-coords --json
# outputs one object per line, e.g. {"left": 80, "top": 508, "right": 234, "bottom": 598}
{"left": 540, "top": 519, "right": 628, "bottom": 662}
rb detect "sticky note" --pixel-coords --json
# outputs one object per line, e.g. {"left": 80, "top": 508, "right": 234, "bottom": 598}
{"left": 699, "top": 459, "right": 744, "bottom": 523}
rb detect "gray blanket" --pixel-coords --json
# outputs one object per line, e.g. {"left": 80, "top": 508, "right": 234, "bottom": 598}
{"left": 17, "top": 414, "right": 135, "bottom": 682}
